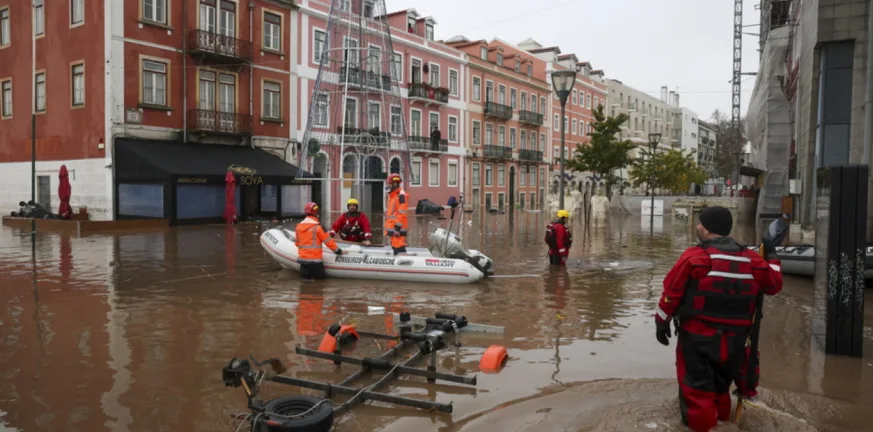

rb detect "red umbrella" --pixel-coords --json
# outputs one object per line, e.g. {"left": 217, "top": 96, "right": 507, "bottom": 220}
{"left": 58, "top": 165, "right": 72, "bottom": 220}
{"left": 223, "top": 171, "right": 236, "bottom": 224}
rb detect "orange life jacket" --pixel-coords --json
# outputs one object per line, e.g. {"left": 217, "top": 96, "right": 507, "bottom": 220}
{"left": 296, "top": 216, "right": 339, "bottom": 262}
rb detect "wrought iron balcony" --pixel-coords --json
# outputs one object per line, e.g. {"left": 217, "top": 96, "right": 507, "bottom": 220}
{"left": 484, "top": 102, "right": 513, "bottom": 120}
{"left": 188, "top": 109, "right": 253, "bottom": 135}
{"left": 335, "top": 125, "right": 391, "bottom": 146}
{"left": 187, "top": 30, "right": 253, "bottom": 63}
{"left": 518, "top": 149, "right": 544, "bottom": 162}
{"left": 408, "top": 83, "right": 449, "bottom": 105}
{"left": 339, "top": 66, "right": 392, "bottom": 91}
{"left": 408, "top": 135, "right": 448, "bottom": 152}
{"left": 518, "top": 110, "right": 544, "bottom": 126}
{"left": 483, "top": 144, "right": 512, "bottom": 160}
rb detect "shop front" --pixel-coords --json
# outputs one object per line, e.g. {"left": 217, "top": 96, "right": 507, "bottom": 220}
{"left": 114, "top": 138, "right": 314, "bottom": 224}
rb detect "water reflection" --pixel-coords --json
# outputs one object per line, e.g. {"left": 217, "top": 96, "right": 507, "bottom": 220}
{"left": 0, "top": 213, "right": 871, "bottom": 431}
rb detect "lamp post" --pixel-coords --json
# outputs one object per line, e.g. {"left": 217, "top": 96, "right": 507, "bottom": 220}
{"left": 30, "top": 0, "right": 37, "bottom": 239}
{"left": 551, "top": 69, "right": 577, "bottom": 211}
{"left": 647, "top": 133, "right": 662, "bottom": 231}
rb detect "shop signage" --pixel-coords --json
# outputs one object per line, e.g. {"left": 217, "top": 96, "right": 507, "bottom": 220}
{"left": 335, "top": 255, "right": 396, "bottom": 266}
{"left": 425, "top": 259, "right": 455, "bottom": 267}
{"left": 177, "top": 177, "right": 208, "bottom": 184}
{"left": 228, "top": 164, "right": 264, "bottom": 185}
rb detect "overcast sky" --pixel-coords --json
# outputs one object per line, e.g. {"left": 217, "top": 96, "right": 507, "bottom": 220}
{"left": 385, "top": 0, "right": 762, "bottom": 121}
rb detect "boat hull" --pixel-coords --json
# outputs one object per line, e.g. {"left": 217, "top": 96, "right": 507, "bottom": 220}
{"left": 748, "top": 245, "right": 873, "bottom": 279}
{"left": 260, "top": 228, "right": 487, "bottom": 284}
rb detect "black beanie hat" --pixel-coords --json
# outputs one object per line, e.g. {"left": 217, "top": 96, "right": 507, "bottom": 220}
{"left": 699, "top": 206, "right": 733, "bottom": 236}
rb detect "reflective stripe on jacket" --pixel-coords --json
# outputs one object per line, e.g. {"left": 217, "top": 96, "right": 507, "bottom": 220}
{"left": 296, "top": 216, "right": 339, "bottom": 262}
{"left": 385, "top": 188, "right": 409, "bottom": 237}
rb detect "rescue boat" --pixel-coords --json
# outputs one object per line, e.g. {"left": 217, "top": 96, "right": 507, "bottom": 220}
{"left": 746, "top": 244, "right": 873, "bottom": 278}
{"left": 260, "top": 227, "right": 494, "bottom": 284}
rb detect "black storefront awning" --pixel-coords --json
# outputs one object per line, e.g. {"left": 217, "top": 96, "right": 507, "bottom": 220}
{"left": 115, "top": 138, "right": 313, "bottom": 185}
{"left": 739, "top": 165, "right": 765, "bottom": 178}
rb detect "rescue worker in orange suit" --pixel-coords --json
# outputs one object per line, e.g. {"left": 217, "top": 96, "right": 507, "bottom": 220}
{"left": 385, "top": 174, "right": 409, "bottom": 255}
{"left": 544, "top": 210, "right": 572, "bottom": 265}
{"left": 329, "top": 198, "right": 372, "bottom": 245}
{"left": 296, "top": 202, "right": 343, "bottom": 280}
{"left": 655, "top": 206, "right": 782, "bottom": 432}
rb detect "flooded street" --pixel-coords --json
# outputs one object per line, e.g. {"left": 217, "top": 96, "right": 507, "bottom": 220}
{"left": 1, "top": 213, "right": 872, "bottom": 431}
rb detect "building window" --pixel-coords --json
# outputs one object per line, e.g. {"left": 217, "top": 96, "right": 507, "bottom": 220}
{"left": 313, "top": 30, "right": 326, "bottom": 63}
{"left": 0, "top": 7, "right": 9, "bottom": 47}
{"left": 34, "top": 72, "right": 45, "bottom": 112}
{"left": 263, "top": 12, "right": 281, "bottom": 51}
{"left": 527, "top": 65, "right": 532, "bottom": 77}
{"left": 34, "top": 0, "right": 44, "bottom": 36}
{"left": 391, "top": 53, "right": 402, "bottom": 81}
{"left": 344, "top": 97, "right": 357, "bottom": 128}
{"left": 515, "top": 59, "right": 520, "bottom": 72}
{"left": 367, "top": 46, "right": 381, "bottom": 73}
{"left": 572, "top": 119, "right": 577, "bottom": 135}
{"left": 367, "top": 101, "right": 380, "bottom": 130}
{"left": 520, "top": 92, "right": 527, "bottom": 110}
{"left": 531, "top": 94, "right": 537, "bottom": 112}
{"left": 472, "top": 120, "right": 481, "bottom": 145}
{"left": 553, "top": 114, "right": 558, "bottom": 131}
{"left": 142, "top": 59, "right": 168, "bottom": 106}
{"left": 498, "top": 125, "right": 505, "bottom": 146}
{"left": 472, "top": 163, "right": 480, "bottom": 186}
{"left": 509, "top": 128, "right": 516, "bottom": 148}
{"left": 143, "top": 0, "right": 167, "bottom": 25}
{"left": 429, "top": 112, "right": 439, "bottom": 132}
{"left": 363, "top": 0, "right": 374, "bottom": 18}
{"left": 410, "top": 110, "right": 421, "bottom": 135}
{"left": 519, "top": 192, "right": 525, "bottom": 207}
{"left": 71, "top": 63, "right": 85, "bottom": 106}
{"left": 520, "top": 131, "right": 527, "bottom": 150}
{"left": 529, "top": 167, "right": 535, "bottom": 186}
{"left": 71, "top": 0, "right": 85, "bottom": 26}
{"left": 563, "top": 116, "right": 568, "bottom": 132}
{"left": 594, "top": 96, "right": 599, "bottom": 109}
{"left": 540, "top": 97, "right": 545, "bottom": 117}
{"left": 540, "top": 134, "right": 545, "bottom": 151}
{"left": 199, "top": 70, "right": 236, "bottom": 117}
{"left": 485, "top": 81, "right": 493, "bottom": 102}
{"left": 411, "top": 159, "right": 422, "bottom": 186}
{"left": 429, "top": 160, "right": 439, "bottom": 186}
{"left": 448, "top": 162, "right": 458, "bottom": 186}
{"left": 510, "top": 88, "right": 516, "bottom": 109}
{"left": 480, "top": 46, "right": 487, "bottom": 60}
{"left": 472, "top": 77, "right": 481, "bottom": 101}
{"left": 485, "top": 163, "right": 493, "bottom": 186}
{"left": 263, "top": 81, "right": 280, "bottom": 119}
{"left": 449, "top": 69, "right": 458, "bottom": 96}
{"left": 572, "top": 90, "right": 577, "bottom": 105}
{"left": 498, "top": 85, "right": 505, "bottom": 104}
{"left": 448, "top": 116, "right": 458, "bottom": 142}
{"left": 430, "top": 64, "right": 440, "bottom": 87}
{"left": 425, "top": 24, "right": 434, "bottom": 41}
{"left": 1, "top": 79, "right": 11, "bottom": 118}
{"left": 390, "top": 105, "right": 401, "bottom": 135}
{"left": 314, "top": 92, "right": 329, "bottom": 126}
{"left": 485, "top": 124, "right": 493, "bottom": 145}
{"left": 586, "top": 94, "right": 591, "bottom": 108}
{"left": 411, "top": 59, "right": 422, "bottom": 84}
{"left": 344, "top": 37, "right": 359, "bottom": 68}
{"left": 498, "top": 164, "right": 505, "bottom": 186}
{"left": 531, "top": 132, "right": 537, "bottom": 151}
{"left": 496, "top": 53, "right": 503, "bottom": 66}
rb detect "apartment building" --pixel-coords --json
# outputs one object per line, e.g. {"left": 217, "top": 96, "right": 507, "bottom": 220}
{"left": 698, "top": 120, "right": 717, "bottom": 177}
{"left": 0, "top": 0, "right": 301, "bottom": 222}
{"left": 446, "top": 37, "right": 550, "bottom": 212}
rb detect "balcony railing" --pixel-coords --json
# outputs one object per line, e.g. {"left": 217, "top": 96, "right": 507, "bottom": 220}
{"left": 187, "top": 30, "right": 253, "bottom": 63}
{"left": 518, "top": 110, "right": 544, "bottom": 126}
{"left": 408, "top": 83, "right": 449, "bottom": 104}
{"left": 483, "top": 144, "right": 512, "bottom": 160}
{"left": 189, "top": 109, "right": 253, "bottom": 135}
{"left": 484, "top": 102, "right": 513, "bottom": 120}
{"left": 518, "top": 149, "right": 544, "bottom": 162}
{"left": 339, "top": 66, "right": 392, "bottom": 91}
{"left": 408, "top": 136, "right": 448, "bottom": 152}
{"left": 335, "top": 126, "right": 391, "bottom": 145}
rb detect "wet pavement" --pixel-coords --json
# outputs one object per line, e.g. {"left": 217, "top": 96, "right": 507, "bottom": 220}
{"left": 0, "top": 212, "right": 872, "bottom": 431}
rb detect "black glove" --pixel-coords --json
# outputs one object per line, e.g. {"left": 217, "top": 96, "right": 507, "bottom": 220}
{"left": 761, "top": 237, "right": 776, "bottom": 259}
{"left": 656, "top": 317, "right": 672, "bottom": 346}
{"left": 334, "top": 248, "right": 343, "bottom": 256}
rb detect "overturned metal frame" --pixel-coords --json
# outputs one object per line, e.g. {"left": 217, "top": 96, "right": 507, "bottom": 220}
{"left": 256, "top": 312, "right": 502, "bottom": 416}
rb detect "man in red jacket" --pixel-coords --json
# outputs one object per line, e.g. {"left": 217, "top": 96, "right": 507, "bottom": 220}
{"left": 545, "top": 209, "right": 572, "bottom": 265}
{"left": 655, "top": 206, "right": 782, "bottom": 432}
{"left": 329, "top": 198, "right": 372, "bottom": 245}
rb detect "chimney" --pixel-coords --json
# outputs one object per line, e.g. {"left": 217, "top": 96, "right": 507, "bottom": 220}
{"left": 668, "top": 91, "right": 675, "bottom": 106}
{"left": 674, "top": 93, "right": 680, "bottom": 107}
{"left": 661, "top": 86, "right": 668, "bottom": 102}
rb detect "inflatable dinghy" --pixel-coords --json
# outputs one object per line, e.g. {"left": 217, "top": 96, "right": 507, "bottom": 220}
{"left": 747, "top": 244, "right": 873, "bottom": 279}
{"left": 260, "top": 227, "right": 494, "bottom": 284}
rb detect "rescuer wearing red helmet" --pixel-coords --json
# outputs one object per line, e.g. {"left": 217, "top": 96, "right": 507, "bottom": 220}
{"left": 329, "top": 198, "right": 372, "bottom": 245}
{"left": 295, "top": 202, "right": 342, "bottom": 279}
{"left": 384, "top": 174, "right": 409, "bottom": 255}
{"left": 656, "top": 206, "right": 783, "bottom": 432}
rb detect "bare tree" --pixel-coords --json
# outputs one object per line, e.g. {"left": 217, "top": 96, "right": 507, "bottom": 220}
{"left": 708, "top": 109, "right": 747, "bottom": 180}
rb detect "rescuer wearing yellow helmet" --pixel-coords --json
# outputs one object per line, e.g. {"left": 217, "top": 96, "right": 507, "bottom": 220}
{"left": 329, "top": 198, "right": 372, "bottom": 245}
{"left": 544, "top": 209, "right": 573, "bottom": 265}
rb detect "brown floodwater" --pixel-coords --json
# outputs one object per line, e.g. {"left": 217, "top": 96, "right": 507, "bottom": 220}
{"left": 1, "top": 212, "right": 872, "bottom": 432}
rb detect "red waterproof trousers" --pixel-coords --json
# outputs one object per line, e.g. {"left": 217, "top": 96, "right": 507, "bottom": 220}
{"left": 734, "top": 346, "right": 759, "bottom": 398}
{"left": 676, "top": 320, "right": 747, "bottom": 432}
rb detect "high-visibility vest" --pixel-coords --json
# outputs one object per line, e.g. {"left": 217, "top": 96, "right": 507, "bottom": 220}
{"left": 385, "top": 188, "right": 409, "bottom": 237}
{"left": 296, "top": 216, "right": 338, "bottom": 262}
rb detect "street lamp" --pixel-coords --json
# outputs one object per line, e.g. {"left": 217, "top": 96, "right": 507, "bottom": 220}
{"left": 647, "top": 133, "right": 661, "bottom": 231}
{"left": 551, "top": 69, "right": 577, "bottom": 211}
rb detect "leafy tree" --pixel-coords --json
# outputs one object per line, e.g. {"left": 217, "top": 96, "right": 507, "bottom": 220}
{"left": 708, "top": 109, "right": 747, "bottom": 179}
{"left": 565, "top": 105, "right": 635, "bottom": 194}
{"left": 629, "top": 147, "right": 708, "bottom": 195}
